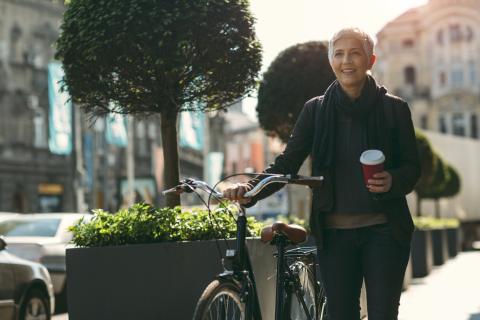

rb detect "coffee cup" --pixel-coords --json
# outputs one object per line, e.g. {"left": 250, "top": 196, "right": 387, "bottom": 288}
{"left": 360, "top": 149, "right": 385, "bottom": 185}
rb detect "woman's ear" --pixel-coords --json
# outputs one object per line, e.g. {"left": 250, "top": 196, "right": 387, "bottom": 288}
{"left": 368, "top": 54, "right": 377, "bottom": 69}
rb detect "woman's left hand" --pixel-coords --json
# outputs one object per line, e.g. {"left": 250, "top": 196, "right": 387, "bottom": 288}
{"left": 367, "top": 171, "right": 392, "bottom": 193}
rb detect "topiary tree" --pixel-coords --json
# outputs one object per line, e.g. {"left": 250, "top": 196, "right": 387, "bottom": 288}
{"left": 414, "top": 129, "right": 438, "bottom": 215}
{"left": 415, "top": 129, "right": 438, "bottom": 186}
{"left": 438, "top": 165, "right": 461, "bottom": 198}
{"left": 55, "top": 0, "right": 262, "bottom": 207}
{"left": 256, "top": 41, "right": 335, "bottom": 142}
{"left": 431, "top": 164, "right": 461, "bottom": 218}
{"left": 415, "top": 154, "right": 451, "bottom": 218}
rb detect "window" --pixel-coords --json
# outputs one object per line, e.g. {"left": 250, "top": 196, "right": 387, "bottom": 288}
{"left": 9, "top": 23, "right": 22, "bottom": 62}
{"left": 449, "top": 24, "right": 462, "bottom": 42}
{"left": 0, "top": 219, "right": 61, "bottom": 237}
{"left": 452, "top": 113, "right": 465, "bottom": 136}
{"left": 451, "top": 68, "right": 464, "bottom": 87}
{"left": 437, "top": 29, "right": 444, "bottom": 45}
{"left": 404, "top": 66, "right": 416, "bottom": 85}
{"left": 439, "top": 116, "right": 447, "bottom": 133}
{"left": 439, "top": 72, "right": 447, "bottom": 87}
{"left": 471, "top": 114, "right": 478, "bottom": 139}
{"left": 468, "top": 60, "right": 476, "bottom": 84}
{"left": 420, "top": 115, "right": 428, "bottom": 129}
{"left": 466, "top": 26, "right": 474, "bottom": 42}
{"left": 402, "top": 39, "right": 414, "bottom": 48}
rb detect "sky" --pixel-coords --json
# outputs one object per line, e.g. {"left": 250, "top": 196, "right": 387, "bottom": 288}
{"left": 243, "top": 0, "right": 429, "bottom": 119}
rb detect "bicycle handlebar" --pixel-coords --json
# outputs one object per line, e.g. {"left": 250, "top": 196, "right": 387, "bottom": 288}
{"left": 161, "top": 174, "right": 324, "bottom": 200}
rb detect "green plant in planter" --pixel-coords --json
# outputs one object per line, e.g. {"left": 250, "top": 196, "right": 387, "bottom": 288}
{"left": 70, "top": 203, "right": 265, "bottom": 247}
{"left": 413, "top": 216, "right": 460, "bottom": 230}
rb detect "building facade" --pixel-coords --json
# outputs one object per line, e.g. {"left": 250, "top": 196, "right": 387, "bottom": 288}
{"left": 374, "top": 0, "right": 480, "bottom": 138}
{"left": 0, "top": 0, "right": 75, "bottom": 212}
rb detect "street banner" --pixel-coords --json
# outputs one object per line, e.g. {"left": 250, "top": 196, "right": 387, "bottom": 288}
{"left": 48, "top": 62, "right": 72, "bottom": 155}
{"left": 207, "top": 152, "right": 224, "bottom": 187}
{"left": 179, "top": 111, "right": 204, "bottom": 151}
{"left": 105, "top": 111, "right": 128, "bottom": 147}
{"left": 83, "top": 133, "right": 94, "bottom": 191}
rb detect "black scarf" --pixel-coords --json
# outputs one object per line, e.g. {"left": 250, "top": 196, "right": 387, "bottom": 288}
{"left": 312, "top": 74, "right": 389, "bottom": 172}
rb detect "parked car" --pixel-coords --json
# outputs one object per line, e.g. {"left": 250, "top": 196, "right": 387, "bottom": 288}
{"left": 0, "top": 212, "right": 18, "bottom": 222}
{"left": 0, "top": 213, "right": 91, "bottom": 311}
{"left": 0, "top": 236, "right": 55, "bottom": 320}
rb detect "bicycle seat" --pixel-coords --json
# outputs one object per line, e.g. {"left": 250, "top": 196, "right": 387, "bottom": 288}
{"left": 261, "top": 221, "right": 307, "bottom": 244}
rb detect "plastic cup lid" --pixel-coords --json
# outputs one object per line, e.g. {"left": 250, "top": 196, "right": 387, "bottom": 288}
{"left": 360, "top": 149, "right": 385, "bottom": 165}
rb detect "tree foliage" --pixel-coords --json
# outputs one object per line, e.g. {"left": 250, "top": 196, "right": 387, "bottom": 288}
{"left": 256, "top": 41, "right": 335, "bottom": 142}
{"left": 415, "top": 153, "right": 450, "bottom": 199}
{"left": 437, "top": 164, "right": 460, "bottom": 198}
{"left": 415, "top": 129, "right": 438, "bottom": 188}
{"left": 55, "top": 0, "right": 262, "bottom": 207}
{"left": 56, "top": 0, "right": 261, "bottom": 116}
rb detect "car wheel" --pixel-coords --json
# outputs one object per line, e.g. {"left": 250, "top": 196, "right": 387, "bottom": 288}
{"left": 19, "top": 288, "right": 51, "bottom": 320}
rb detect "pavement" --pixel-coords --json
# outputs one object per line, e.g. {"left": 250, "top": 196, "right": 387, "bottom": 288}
{"left": 52, "top": 250, "right": 480, "bottom": 320}
{"left": 398, "top": 250, "right": 480, "bottom": 320}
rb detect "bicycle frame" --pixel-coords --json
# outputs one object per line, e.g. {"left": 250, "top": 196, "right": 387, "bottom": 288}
{"left": 226, "top": 206, "right": 317, "bottom": 320}
{"left": 219, "top": 204, "right": 261, "bottom": 320}
{"left": 164, "top": 176, "right": 325, "bottom": 320}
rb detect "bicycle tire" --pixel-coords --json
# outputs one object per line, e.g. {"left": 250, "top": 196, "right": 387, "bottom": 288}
{"left": 193, "top": 279, "right": 246, "bottom": 320}
{"left": 286, "top": 260, "right": 316, "bottom": 320}
{"left": 317, "top": 281, "right": 328, "bottom": 320}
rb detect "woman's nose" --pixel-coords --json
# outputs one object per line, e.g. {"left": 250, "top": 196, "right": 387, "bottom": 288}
{"left": 342, "top": 54, "right": 352, "bottom": 64}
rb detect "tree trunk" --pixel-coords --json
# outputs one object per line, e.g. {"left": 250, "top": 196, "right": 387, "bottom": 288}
{"left": 434, "top": 199, "right": 440, "bottom": 219}
{"left": 416, "top": 193, "right": 422, "bottom": 217}
{"left": 161, "top": 110, "right": 181, "bottom": 207}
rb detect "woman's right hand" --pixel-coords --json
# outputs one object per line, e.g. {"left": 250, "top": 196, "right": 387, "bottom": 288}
{"left": 222, "top": 183, "right": 253, "bottom": 205}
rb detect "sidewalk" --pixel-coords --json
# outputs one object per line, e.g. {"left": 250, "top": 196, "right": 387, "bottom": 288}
{"left": 398, "top": 250, "right": 480, "bottom": 320}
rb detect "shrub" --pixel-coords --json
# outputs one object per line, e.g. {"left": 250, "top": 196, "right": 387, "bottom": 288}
{"left": 70, "top": 203, "right": 264, "bottom": 247}
{"left": 413, "top": 216, "right": 460, "bottom": 230}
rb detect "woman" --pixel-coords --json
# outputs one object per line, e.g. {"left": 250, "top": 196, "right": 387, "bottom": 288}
{"left": 223, "top": 27, "right": 420, "bottom": 320}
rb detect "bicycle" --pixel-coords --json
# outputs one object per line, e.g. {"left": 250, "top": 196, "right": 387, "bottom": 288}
{"left": 162, "top": 174, "right": 328, "bottom": 320}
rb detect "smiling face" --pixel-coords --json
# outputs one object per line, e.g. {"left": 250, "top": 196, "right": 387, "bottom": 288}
{"left": 330, "top": 37, "right": 376, "bottom": 92}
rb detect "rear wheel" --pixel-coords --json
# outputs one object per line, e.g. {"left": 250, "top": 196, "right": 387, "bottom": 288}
{"left": 287, "top": 261, "right": 317, "bottom": 320}
{"left": 19, "top": 287, "right": 51, "bottom": 320}
{"left": 317, "top": 282, "right": 328, "bottom": 320}
{"left": 193, "top": 279, "right": 245, "bottom": 320}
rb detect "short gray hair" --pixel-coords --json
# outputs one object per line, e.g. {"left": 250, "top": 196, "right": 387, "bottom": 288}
{"left": 328, "top": 27, "right": 374, "bottom": 63}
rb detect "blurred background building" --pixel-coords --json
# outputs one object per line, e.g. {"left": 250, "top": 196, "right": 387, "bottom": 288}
{"left": 0, "top": 0, "right": 202, "bottom": 213}
{"left": 374, "top": 0, "right": 480, "bottom": 139}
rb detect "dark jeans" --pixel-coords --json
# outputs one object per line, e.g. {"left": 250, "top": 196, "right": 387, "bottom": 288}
{"left": 317, "top": 223, "right": 410, "bottom": 320}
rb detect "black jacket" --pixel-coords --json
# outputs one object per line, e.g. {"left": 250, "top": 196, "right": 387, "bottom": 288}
{"left": 247, "top": 93, "right": 421, "bottom": 249}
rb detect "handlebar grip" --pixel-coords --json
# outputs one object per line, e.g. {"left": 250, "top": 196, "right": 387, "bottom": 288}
{"left": 289, "top": 175, "right": 324, "bottom": 187}
{"left": 162, "top": 187, "right": 183, "bottom": 195}
{"left": 162, "top": 184, "right": 193, "bottom": 195}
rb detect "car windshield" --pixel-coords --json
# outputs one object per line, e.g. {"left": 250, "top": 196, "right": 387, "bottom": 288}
{"left": 0, "top": 218, "right": 61, "bottom": 237}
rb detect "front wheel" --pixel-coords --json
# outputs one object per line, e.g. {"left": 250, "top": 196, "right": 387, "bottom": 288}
{"left": 19, "top": 287, "right": 51, "bottom": 320}
{"left": 193, "top": 279, "right": 246, "bottom": 320}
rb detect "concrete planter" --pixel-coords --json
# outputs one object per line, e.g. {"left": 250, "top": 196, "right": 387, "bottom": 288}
{"left": 67, "top": 237, "right": 369, "bottom": 320}
{"left": 411, "top": 229, "right": 433, "bottom": 278}
{"left": 431, "top": 229, "right": 449, "bottom": 266}
{"left": 446, "top": 227, "right": 461, "bottom": 258}
{"left": 66, "top": 239, "right": 277, "bottom": 320}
